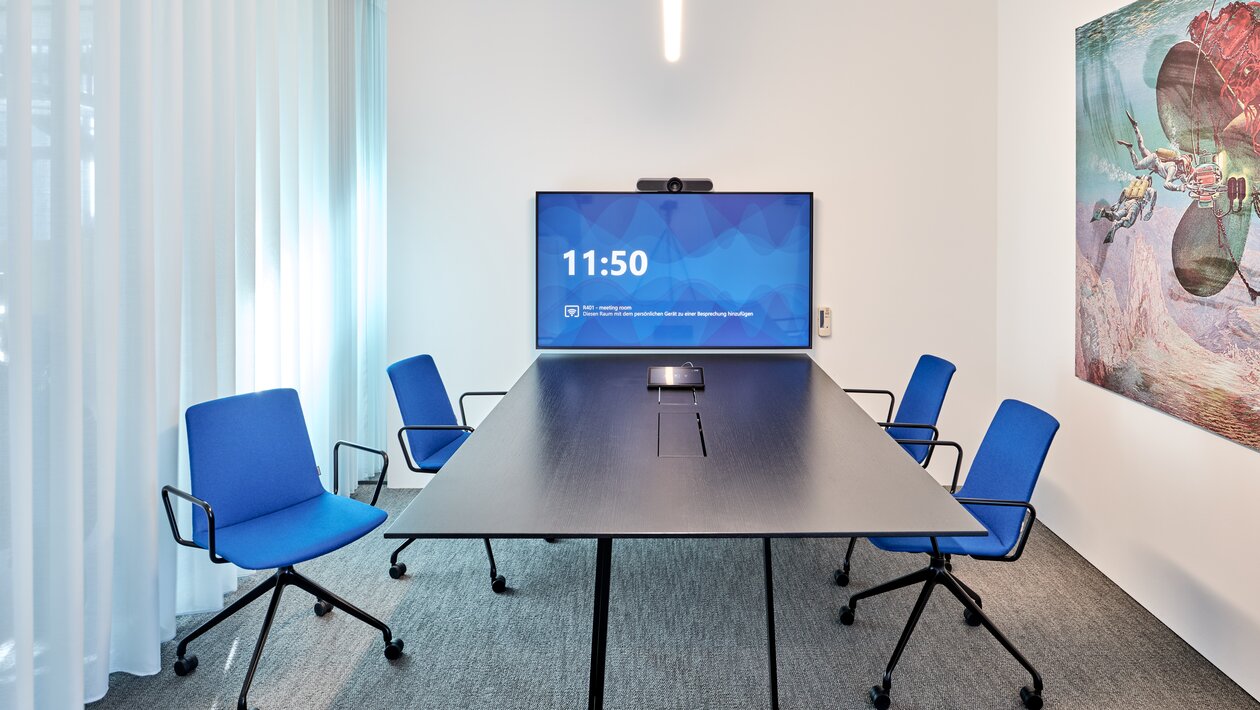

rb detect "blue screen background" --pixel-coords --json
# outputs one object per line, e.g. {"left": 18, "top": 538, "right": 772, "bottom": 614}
{"left": 536, "top": 192, "right": 811, "bottom": 348}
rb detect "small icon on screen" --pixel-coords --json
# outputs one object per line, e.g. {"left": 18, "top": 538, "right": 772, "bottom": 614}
{"left": 564, "top": 305, "right": 580, "bottom": 318}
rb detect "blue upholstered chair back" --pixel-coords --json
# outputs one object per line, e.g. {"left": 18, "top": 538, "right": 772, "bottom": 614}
{"left": 957, "top": 399, "right": 1059, "bottom": 550}
{"left": 387, "top": 354, "right": 462, "bottom": 461}
{"left": 885, "top": 354, "right": 956, "bottom": 463}
{"left": 185, "top": 389, "right": 325, "bottom": 537}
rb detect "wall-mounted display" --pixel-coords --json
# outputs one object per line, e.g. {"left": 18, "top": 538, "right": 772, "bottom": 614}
{"left": 536, "top": 192, "right": 812, "bottom": 349}
{"left": 1077, "top": 0, "right": 1260, "bottom": 448}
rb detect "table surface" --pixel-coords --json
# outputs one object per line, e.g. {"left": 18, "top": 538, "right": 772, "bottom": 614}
{"left": 385, "top": 353, "right": 986, "bottom": 540}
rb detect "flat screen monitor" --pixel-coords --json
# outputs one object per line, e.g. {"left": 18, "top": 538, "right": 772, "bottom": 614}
{"left": 536, "top": 191, "right": 812, "bottom": 349}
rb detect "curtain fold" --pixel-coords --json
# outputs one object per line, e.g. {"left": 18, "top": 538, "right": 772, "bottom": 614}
{"left": 356, "top": 0, "right": 389, "bottom": 461}
{"left": 0, "top": 1, "right": 389, "bottom": 705}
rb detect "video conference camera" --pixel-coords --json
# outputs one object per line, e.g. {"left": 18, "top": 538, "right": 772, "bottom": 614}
{"left": 636, "top": 177, "right": 714, "bottom": 193}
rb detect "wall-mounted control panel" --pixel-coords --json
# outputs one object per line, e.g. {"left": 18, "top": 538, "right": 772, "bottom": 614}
{"left": 818, "top": 307, "right": 832, "bottom": 337}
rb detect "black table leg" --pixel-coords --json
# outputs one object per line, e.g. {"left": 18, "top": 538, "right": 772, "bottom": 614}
{"left": 763, "top": 538, "right": 780, "bottom": 710}
{"left": 588, "top": 537, "right": 613, "bottom": 710}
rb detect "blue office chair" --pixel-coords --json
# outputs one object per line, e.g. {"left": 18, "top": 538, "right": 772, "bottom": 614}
{"left": 837, "top": 354, "right": 957, "bottom": 586}
{"left": 161, "top": 389, "right": 402, "bottom": 710}
{"left": 384, "top": 354, "right": 525, "bottom": 591}
{"left": 836, "top": 399, "right": 1059, "bottom": 710}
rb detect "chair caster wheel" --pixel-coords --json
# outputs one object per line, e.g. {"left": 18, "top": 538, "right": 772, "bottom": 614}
{"left": 491, "top": 575, "right": 507, "bottom": 593}
{"left": 173, "top": 655, "right": 198, "bottom": 676}
{"left": 869, "top": 685, "right": 891, "bottom": 709}
{"left": 963, "top": 607, "right": 982, "bottom": 627}
{"left": 838, "top": 605, "right": 855, "bottom": 626}
{"left": 384, "top": 638, "right": 405, "bottom": 660}
{"left": 1020, "top": 686, "right": 1043, "bottom": 710}
{"left": 544, "top": 538, "right": 557, "bottom": 543}
{"left": 389, "top": 563, "right": 406, "bottom": 579}
{"left": 314, "top": 600, "right": 333, "bottom": 617}
{"left": 833, "top": 568, "right": 850, "bottom": 587}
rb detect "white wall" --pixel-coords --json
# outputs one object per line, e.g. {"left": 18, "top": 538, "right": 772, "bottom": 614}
{"left": 998, "top": 1, "right": 1260, "bottom": 698}
{"left": 387, "top": 0, "right": 1000, "bottom": 486}
{"left": 382, "top": 0, "right": 1260, "bottom": 697}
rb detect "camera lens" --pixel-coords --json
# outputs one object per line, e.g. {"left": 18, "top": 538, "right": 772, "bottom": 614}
{"left": 667, "top": 177, "right": 683, "bottom": 192}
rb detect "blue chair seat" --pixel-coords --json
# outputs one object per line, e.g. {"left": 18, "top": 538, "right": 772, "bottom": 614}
{"left": 418, "top": 430, "right": 470, "bottom": 470}
{"left": 194, "top": 492, "right": 387, "bottom": 570}
{"left": 870, "top": 530, "right": 1015, "bottom": 559}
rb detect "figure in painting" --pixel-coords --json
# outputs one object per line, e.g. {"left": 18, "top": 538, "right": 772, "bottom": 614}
{"left": 1117, "top": 111, "right": 1195, "bottom": 191}
{"left": 1092, "top": 175, "right": 1157, "bottom": 243}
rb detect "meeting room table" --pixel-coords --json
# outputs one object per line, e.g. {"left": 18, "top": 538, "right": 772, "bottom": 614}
{"left": 386, "top": 353, "right": 985, "bottom": 709}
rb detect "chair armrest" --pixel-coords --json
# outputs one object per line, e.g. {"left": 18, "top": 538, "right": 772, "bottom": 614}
{"left": 890, "top": 439, "right": 964, "bottom": 493}
{"left": 397, "top": 425, "right": 476, "bottom": 472}
{"left": 954, "top": 497, "right": 1037, "bottom": 562}
{"left": 160, "top": 485, "right": 228, "bottom": 565}
{"left": 877, "top": 421, "right": 939, "bottom": 439}
{"left": 458, "top": 391, "right": 508, "bottom": 427}
{"left": 877, "top": 421, "right": 941, "bottom": 465}
{"left": 333, "top": 440, "right": 389, "bottom": 505}
{"left": 843, "top": 388, "right": 896, "bottom": 423}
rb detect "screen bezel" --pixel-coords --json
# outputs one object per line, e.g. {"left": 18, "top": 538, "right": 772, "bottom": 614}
{"left": 534, "top": 190, "right": 814, "bottom": 351}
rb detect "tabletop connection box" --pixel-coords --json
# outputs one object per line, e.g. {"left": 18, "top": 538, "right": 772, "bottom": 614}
{"left": 648, "top": 366, "right": 704, "bottom": 389}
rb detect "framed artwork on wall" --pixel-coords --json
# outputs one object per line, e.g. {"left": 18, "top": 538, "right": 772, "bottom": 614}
{"left": 1076, "top": 1, "right": 1260, "bottom": 449}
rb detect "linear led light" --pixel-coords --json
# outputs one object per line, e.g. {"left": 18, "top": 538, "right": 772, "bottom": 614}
{"left": 663, "top": 0, "right": 682, "bottom": 63}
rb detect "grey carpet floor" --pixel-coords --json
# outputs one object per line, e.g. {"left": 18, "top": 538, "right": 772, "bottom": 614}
{"left": 92, "top": 488, "right": 1256, "bottom": 710}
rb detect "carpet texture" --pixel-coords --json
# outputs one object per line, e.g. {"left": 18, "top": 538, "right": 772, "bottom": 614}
{"left": 90, "top": 488, "right": 1257, "bottom": 709}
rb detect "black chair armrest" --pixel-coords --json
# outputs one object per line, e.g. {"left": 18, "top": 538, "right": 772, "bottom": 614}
{"left": 890, "top": 439, "right": 964, "bottom": 493}
{"left": 161, "top": 485, "right": 228, "bottom": 565}
{"left": 877, "top": 421, "right": 939, "bottom": 439}
{"left": 397, "top": 425, "right": 476, "bottom": 472}
{"left": 843, "top": 388, "right": 896, "bottom": 423}
{"left": 954, "top": 497, "right": 1037, "bottom": 562}
{"left": 458, "top": 391, "right": 508, "bottom": 427}
{"left": 333, "top": 440, "right": 390, "bottom": 506}
{"left": 877, "top": 421, "right": 941, "bottom": 465}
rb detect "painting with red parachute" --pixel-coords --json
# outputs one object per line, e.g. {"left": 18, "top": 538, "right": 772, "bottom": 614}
{"left": 1077, "top": 0, "right": 1260, "bottom": 449}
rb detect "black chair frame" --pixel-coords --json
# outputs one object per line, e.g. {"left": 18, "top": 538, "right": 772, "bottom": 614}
{"left": 844, "top": 387, "right": 897, "bottom": 424}
{"left": 832, "top": 423, "right": 952, "bottom": 588}
{"left": 334, "top": 439, "right": 389, "bottom": 505}
{"left": 386, "top": 390, "right": 525, "bottom": 591}
{"left": 836, "top": 440, "right": 1044, "bottom": 710}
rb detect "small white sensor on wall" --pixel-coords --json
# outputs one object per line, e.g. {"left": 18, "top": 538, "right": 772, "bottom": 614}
{"left": 663, "top": 0, "right": 682, "bottom": 62}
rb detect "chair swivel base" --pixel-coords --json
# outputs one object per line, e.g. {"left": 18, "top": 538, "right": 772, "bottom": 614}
{"left": 838, "top": 554, "right": 1043, "bottom": 710}
{"left": 171, "top": 565, "right": 403, "bottom": 710}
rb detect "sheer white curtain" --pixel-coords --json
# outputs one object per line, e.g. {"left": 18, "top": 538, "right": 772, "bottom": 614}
{"left": 0, "top": 1, "right": 389, "bottom": 706}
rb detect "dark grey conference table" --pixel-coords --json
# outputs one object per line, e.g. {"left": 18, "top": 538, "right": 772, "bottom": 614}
{"left": 385, "top": 353, "right": 985, "bottom": 709}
